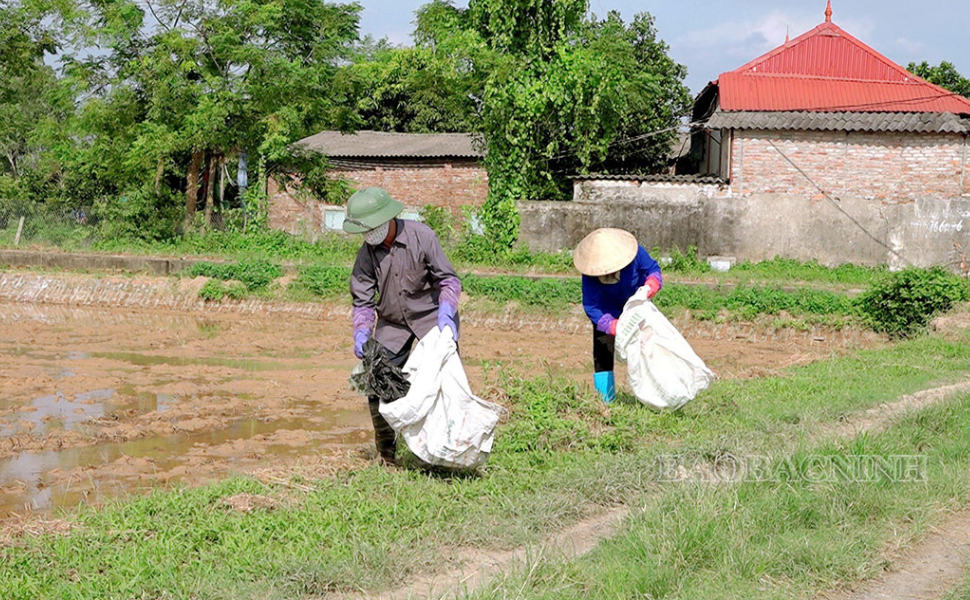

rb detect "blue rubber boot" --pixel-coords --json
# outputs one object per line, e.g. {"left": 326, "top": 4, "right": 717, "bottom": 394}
{"left": 593, "top": 371, "right": 616, "bottom": 404}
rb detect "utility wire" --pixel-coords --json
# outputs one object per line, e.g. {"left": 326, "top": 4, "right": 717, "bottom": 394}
{"left": 766, "top": 139, "right": 914, "bottom": 267}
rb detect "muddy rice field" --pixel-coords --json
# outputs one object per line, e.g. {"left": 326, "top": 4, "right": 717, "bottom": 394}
{"left": 0, "top": 296, "right": 881, "bottom": 523}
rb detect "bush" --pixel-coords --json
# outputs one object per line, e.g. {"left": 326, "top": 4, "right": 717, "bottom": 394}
{"left": 663, "top": 245, "right": 708, "bottom": 273}
{"left": 461, "top": 274, "right": 580, "bottom": 310}
{"left": 93, "top": 186, "right": 183, "bottom": 242}
{"left": 188, "top": 260, "right": 283, "bottom": 290}
{"left": 419, "top": 205, "right": 455, "bottom": 246}
{"left": 855, "top": 267, "right": 969, "bottom": 337}
{"left": 198, "top": 280, "right": 249, "bottom": 301}
{"left": 288, "top": 265, "right": 352, "bottom": 298}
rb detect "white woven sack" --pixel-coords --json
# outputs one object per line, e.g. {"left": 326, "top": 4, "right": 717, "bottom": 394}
{"left": 615, "top": 287, "right": 715, "bottom": 410}
{"left": 379, "top": 326, "right": 504, "bottom": 469}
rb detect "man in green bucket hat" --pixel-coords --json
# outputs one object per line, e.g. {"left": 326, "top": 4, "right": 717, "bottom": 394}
{"left": 345, "top": 187, "right": 462, "bottom": 465}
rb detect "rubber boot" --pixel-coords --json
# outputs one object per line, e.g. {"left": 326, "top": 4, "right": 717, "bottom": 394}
{"left": 368, "top": 398, "right": 398, "bottom": 465}
{"left": 593, "top": 371, "right": 616, "bottom": 404}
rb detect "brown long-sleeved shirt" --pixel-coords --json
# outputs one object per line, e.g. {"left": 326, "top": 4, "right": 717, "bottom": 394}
{"left": 350, "top": 219, "right": 460, "bottom": 353}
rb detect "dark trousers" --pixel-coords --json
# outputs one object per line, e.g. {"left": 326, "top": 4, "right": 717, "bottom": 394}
{"left": 368, "top": 335, "right": 416, "bottom": 462}
{"left": 593, "top": 325, "right": 615, "bottom": 372}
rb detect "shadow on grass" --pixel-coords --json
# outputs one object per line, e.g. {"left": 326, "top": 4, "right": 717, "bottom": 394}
{"left": 394, "top": 448, "right": 484, "bottom": 480}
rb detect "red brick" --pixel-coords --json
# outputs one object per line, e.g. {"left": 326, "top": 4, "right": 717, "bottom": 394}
{"left": 269, "top": 158, "right": 488, "bottom": 236}
{"left": 731, "top": 130, "right": 967, "bottom": 202}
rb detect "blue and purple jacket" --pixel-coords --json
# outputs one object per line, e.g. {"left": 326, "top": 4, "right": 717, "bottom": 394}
{"left": 581, "top": 246, "right": 662, "bottom": 334}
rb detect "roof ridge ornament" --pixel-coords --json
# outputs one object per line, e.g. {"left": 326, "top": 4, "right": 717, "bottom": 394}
{"left": 825, "top": 0, "right": 833, "bottom": 22}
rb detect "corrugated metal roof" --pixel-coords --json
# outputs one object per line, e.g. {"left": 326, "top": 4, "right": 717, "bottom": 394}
{"left": 571, "top": 173, "right": 727, "bottom": 184}
{"left": 707, "top": 111, "right": 970, "bottom": 133}
{"left": 716, "top": 19, "right": 970, "bottom": 115}
{"left": 295, "top": 130, "right": 483, "bottom": 158}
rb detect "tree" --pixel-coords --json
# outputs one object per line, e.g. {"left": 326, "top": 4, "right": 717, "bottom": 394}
{"left": 907, "top": 61, "right": 970, "bottom": 99}
{"left": 406, "top": 0, "right": 690, "bottom": 249}
{"left": 0, "top": 2, "right": 72, "bottom": 223}
{"left": 48, "top": 0, "right": 363, "bottom": 237}
{"left": 341, "top": 45, "right": 479, "bottom": 133}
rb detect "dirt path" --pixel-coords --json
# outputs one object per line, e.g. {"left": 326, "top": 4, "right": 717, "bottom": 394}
{"left": 820, "top": 510, "right": 970, "bottom": 600}
{"left": 823, "top": 380, "right": 970, "bottom": 440}
{"left": 330, "top": 507, "right": 630, "bottom": 600}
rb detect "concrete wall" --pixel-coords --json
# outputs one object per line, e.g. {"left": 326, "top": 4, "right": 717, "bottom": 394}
{"left": 519, "top": 129, "right": 970, "bottom": 270}
{"left": 519, "top": 179, "right": 970, "bottom": 271}
{"left": 269, "top": 158, "right": 488, "bottom": 237}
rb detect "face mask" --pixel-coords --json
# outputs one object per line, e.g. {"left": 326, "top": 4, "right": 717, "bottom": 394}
{"left": 598, "top": 272, "right": 620, "bottom": 285}
{"left": 364, "top": 221, "right": 390, "bottom": 246}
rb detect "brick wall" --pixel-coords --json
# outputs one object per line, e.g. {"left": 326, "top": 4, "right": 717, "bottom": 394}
{"left": 731, "top": 129, "right": 969, "bottom": 202}
{"left": 268, "top": 158, "right": 488, "bottom": 237}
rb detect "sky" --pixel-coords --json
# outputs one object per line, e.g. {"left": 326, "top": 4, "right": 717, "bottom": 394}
{"left": 356, "top": 0, "right": 970, "bottom": 94}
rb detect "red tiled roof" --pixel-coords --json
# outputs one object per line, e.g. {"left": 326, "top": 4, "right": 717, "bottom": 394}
{"left": 715, "top": 17, "right": 970, "bottom": 114}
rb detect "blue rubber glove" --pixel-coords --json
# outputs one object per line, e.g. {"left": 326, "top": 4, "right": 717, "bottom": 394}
{"left": 437, "top": 302, "right": 459, "bottom": 341}
{"left": 353, "top": 329, "right": 369, "bottom": 359}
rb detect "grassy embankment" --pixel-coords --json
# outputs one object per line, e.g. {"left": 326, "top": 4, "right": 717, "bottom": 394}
{"left": 189, "top": 260, "right": 865, "bottom": 329}
{"left": 1, "top": 223, "right": 888, "bottom": 287}
{"left": 3, "top": 329, "right": 970, "bottom": 599}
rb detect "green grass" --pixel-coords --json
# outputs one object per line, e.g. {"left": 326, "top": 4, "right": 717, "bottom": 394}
{"left": 285, "top": 265, "right": 352, "bottom": 301}
{"left": 460, "top": 273, "right": 858, "bottom": 322}
{"left": 944, "top": 572, "right": 970, "bottom": 600}
{"left": 188, "top": 260, "right": 283, "bottom": 291}
{"left": 3, "top": 331, "right": 970, "bottom": 598}
{"left": 726, "top": 256, "right": 887, "bottom": 286}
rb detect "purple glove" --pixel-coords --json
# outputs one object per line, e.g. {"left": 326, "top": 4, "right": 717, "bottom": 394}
{"left": 352, "top": 306, "right": 375, "bottom": 359}
{"left": 353, "top": 329, "right": 369, "bottom": 359}
{"left": 596, "top": 313, "right": 618, "bottom": 336}
{"left": 438, "top": 301, "right": 458, "bottom": 341}
{"left": 437, "top": 276, "right": 461, "bottom": 341}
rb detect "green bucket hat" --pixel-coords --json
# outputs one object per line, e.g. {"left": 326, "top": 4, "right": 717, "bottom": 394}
{"left": 343, "top": 187, "right": 404, "bottom": 234}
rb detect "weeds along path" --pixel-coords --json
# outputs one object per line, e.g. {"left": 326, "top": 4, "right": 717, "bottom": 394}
{"left": 818, "top": 510, "right": 970, "bottom": 600}
{"left": 822, "top": 380, "right": 970, "bottom": 441}
{"left": 329, "top": 507, "right": 630, "bottom": 600}
{"left": 339, "top": 379, "right": 970, "bottom": 600}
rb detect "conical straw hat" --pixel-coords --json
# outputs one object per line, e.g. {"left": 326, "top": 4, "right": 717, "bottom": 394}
{"left": 573, "top": 228, "right": 638, "bottom": 276}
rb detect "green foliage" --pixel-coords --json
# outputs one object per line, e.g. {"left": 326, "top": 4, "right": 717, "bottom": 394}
{"left": 663, "top": 245, "right": 708, "bottom": 273}
{"left": 452, "top": 238, "right": 575, "bottom": 272}
{"left": 419, "top": 205, "right": 456, "bottom": 246}
{"left": 496, "top": 373, "right": 642, "bottom": 456}
{"left": 461, "top": 272, "right": 857, "bottom": 321}
{"left": 855, "top": 267, "right": 969, "bottom": 337}
{"left": 288, "top": 265, "right": 352, "bottom": 298}
{"left": 197, "top": 279, "right": 249, "bottom": 301}
{"left": 2, "top": 0, "right": 364, "bottom": 239}
{"left": 94, "top": 229, "right": 361, "bottom": 263}
{"left": 2, "top": 0, "right": 689, "bottom": 247}
{"left": 907, "top": 60, "right": 970, "bottom": 98}
{"left": 188, "top": 260, "right": 284, "bottom": 291}
{"left": 341, "top": 44, "right": 481, "bottom": 133}
{"left": 93, "top": 186, "right": 183, "bottom": 242}
{"left": 273, "top": 150, "right": 355, "bottom": 206}
{"left": 730, "top": 257, "right": 886, "bottom": 286}
{"left": 463, "top": 273, "right": 580, "bottom": 310}
{"left": 398, "top": 0, "right": 691, "bottom": 249}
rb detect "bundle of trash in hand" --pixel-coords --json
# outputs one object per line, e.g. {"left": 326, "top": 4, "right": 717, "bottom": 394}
{"left": 350, "top": 339, "right": 410, "bottom": 403}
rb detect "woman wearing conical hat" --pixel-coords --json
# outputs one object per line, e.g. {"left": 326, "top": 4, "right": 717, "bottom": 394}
{"left": 573, "top": 228, "right": 663, "bottom": 403}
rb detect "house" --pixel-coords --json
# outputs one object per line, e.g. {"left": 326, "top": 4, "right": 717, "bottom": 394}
{"left": 520, "top": 2, "right": 970, "bottom": 269}
{"left": 268, "top": 130, "right": 488, "bottom": 236}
